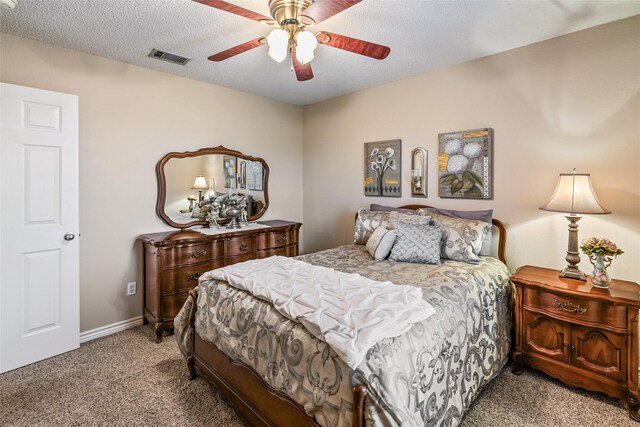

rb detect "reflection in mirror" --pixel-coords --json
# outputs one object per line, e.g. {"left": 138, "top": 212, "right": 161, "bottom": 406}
{"left": 156, "top": 147, "right": 269, "bottom": 229}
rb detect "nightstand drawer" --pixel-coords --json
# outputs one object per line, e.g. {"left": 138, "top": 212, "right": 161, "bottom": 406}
{"left": 523, "top": 288, "right": 627, "bottom": 329}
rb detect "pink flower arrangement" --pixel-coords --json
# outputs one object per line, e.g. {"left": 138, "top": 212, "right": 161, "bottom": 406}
{"left": 579, "top": 237, "right": 624, "bottom": 258}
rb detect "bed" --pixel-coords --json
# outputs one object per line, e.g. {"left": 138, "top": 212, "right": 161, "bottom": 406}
{"left": 174, "top": 205, "right": 512, "bottom": 427}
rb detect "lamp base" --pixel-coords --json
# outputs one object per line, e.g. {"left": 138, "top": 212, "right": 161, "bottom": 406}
{"left": 559, "top": 214, "right": 587, "bottom": 281}
{"left": 559, "top": 266, "right": 587, "bottom": 281}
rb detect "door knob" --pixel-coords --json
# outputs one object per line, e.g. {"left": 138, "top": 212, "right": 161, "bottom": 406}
{"left": 64, "top": 232, "right": 76, "bottom": 241}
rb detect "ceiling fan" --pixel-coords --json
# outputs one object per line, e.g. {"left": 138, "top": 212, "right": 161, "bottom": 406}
{"left": 193, "top": 0, "right": 391, "bottom": 81}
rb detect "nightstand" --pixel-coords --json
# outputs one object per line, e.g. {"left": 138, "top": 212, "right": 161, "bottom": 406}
{"left": 511, "top": 265, "right": 640, "bottom": 421}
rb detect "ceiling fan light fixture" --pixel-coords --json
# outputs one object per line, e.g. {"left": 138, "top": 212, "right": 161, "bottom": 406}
{"left": 295, "top": 30, "right": 318, "bottom": 64}
{"left": 267, "top": 28, "right": 289, "bottom": 63}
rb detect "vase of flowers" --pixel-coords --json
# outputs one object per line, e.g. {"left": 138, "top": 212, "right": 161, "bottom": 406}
{"left": 579, "top": 237, "right": 624, "bottom": 288}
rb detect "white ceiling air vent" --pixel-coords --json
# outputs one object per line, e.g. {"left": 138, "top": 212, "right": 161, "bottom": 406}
{"left": 148, "top": 49, "right": 191, "bottom": 66}
{"left": 0, "top": 0, "right": 18, "bottom": 9}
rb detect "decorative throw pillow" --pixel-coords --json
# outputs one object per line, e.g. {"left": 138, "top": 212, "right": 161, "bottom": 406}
{"left": 388, "top": 211, "right": 432, "bottom": 228}
{"left": 365, "top": 227, "right": 397, "bottom": 261}
{"left": 388, "top": 223, "right": 442, "bottom": 265}
{"left": 353, "top": 207, "right": 390, "bottom": 245}
{"left": 425, "top": 212, "right": 490, "bottom": 264}
{"left": 417, "top": 208, "right": 493, "bottom": 256}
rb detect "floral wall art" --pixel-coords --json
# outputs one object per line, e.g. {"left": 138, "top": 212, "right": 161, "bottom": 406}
{"left": 364, "top": 139, "right": 402, "bottom": 197}
{"left": 246, "top": 161, "right": 263, "bottom": 191}
{"left": 223, "top": 155, "right": 237, "bottom": 188}
{"left": 438, "top": 129, "right": 493, "bottom": 199}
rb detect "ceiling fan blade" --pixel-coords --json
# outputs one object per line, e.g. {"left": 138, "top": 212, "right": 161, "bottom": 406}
{"left": 208, "top": 38, "right": 265, "bottom": 61}
{"left": 299, "top": 0, "right": 362, "bottom": 26}
{"left": 193, "top": 0, "right": 274, "bottom": 24}
{"left": 291, "top": 48, "right": 314, "bottom": 81}
{"left": 316, "top": 31, "right": 390, "bottom": 60}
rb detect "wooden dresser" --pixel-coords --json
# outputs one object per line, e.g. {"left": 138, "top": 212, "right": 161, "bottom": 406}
{"left": 138, "top": 220, "right": 301, "bottom": 343}
{"left": 511, "top": 265, "right": 640, "bottom": 421}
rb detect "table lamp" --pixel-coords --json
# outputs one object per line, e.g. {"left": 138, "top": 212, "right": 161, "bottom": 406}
{"left": 539, "top": 169, "right": 610, "bottom": 280}
{"left": 191, "top": 176, "right": 208, "bottom": 202}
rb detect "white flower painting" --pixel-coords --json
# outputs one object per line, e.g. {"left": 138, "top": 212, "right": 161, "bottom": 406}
{"left": 223, "top": 155, "right": 236, "bottom": 189}
{"left": 364, "top": 139, "right": 402, "bottom": 197}
{"left": 438, "top": 129, "right": 493, "bottom": 199}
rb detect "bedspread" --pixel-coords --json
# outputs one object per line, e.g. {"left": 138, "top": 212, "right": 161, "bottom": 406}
{"left": 204, "top": 256, "right": 435, "bottom": 369}
{"left": 174, "top": 244, "right": 512, "bottom": 427}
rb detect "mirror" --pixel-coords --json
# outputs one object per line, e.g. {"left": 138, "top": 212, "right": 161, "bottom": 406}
{"left": 410, "top": 147, "right": 427, "bottom": 197}
{"left": 156, "top": 146, "right": 269, "bottom": 229}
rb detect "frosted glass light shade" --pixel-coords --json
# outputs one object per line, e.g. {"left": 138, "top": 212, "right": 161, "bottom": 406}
{"left": 191, "top": 176, "right": 208, "bottom": 190}
{"left": 539, "top": 172, "right": 610, "bottom": 215}
{"left": 295, "top": 31, "right": 318, "bottom": 64}
{"left": 267, "top": 29, "right": 288, "bottom": 63}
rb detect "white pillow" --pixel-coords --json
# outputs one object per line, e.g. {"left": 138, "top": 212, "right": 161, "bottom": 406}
{"left": 365, "top": 226, "right": 397, "bottom": 261}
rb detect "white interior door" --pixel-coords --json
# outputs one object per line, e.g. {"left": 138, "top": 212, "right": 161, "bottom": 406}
{"left": 0, "top": 82, "right": 79, "bottom": 373}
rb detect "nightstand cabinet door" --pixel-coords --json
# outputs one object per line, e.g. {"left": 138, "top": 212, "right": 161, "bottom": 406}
{"left": 524, "top": 310, "right": 570, "bottom": 363}
{"left": 571, "top": 325, "right": 626, "bottom": 382}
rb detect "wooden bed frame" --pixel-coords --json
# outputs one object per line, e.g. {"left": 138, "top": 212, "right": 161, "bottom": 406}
{"left": 185, "top": 205, "right": 507, "bottom": 427}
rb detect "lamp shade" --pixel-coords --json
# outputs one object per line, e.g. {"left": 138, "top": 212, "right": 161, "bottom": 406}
{"left": 267, "top": 29, "right": 289, "bottom": 63}
{"left": 295, "top": 30, "right": 318, "bottom": 64}
{"left": 191, "top": 176, "right": 208, "bottom": 190}
{"left": 539, "top": 172, "right": 610, "bottom": 215}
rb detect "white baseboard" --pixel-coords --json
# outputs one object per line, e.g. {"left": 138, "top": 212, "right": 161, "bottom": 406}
{"left": 80, "top": 316, "right": 144, "bottom": 344}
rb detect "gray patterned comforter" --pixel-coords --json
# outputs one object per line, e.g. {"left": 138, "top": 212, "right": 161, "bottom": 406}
{"left": 174, "top": 245, "right": 512, "bottom": 427}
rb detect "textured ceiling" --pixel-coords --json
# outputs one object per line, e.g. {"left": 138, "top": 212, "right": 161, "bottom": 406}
{"left": 1, "top": 0, "right": 639, "bottom": 106}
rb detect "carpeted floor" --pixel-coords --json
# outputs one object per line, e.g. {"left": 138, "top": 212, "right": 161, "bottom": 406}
{"left": 0, "top": 325, "right": 635, "bottom": 427}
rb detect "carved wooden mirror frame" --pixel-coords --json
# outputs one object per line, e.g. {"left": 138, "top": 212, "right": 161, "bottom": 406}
{"left": 156, "top": 145, "right": 270, "bottom": 229}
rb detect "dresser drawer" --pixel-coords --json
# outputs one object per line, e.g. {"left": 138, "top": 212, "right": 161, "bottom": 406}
{"left": 263, "top": 230, "right": 290, "bottom": 249}
{"left": 225, "top": 253, "right": 257, "bottom": 266}
{"left": 257, "top": 247, "right": 288, "bottom": 258}
{"left": 161, "top": 242, "right": 223, "bottom": 267}
{"left": 225, "top": 236, "right": 256, "bottom": 257}
{"left": 523, "top": 288, "right": 627, "bottom": 329}
{"left": 161, "top": 290, "right": 190, "bottom": 321}
{"left": 161, "top": 260, "right": 223, "bottom": 294}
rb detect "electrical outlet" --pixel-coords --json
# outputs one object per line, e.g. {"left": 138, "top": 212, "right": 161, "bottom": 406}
{"left": 127, "top": 282, "right": 137, "bottom": 296}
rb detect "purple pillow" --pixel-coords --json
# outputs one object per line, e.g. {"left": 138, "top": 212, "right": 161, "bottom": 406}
{"left": 369, "top": 204, "right": 416, "bottom": 214}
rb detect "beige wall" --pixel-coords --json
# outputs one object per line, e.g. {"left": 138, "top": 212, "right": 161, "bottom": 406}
{"left": 0, "top": 33, "right": 303, "bottom": 332}
{"left": 1, "top": 16, "right": 638, "bottom": 333}
{"left": 303, "top": 16, "right": 640, "bottom": 281}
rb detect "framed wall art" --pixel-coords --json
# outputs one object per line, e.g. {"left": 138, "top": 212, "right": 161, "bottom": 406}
{"left": 438, "top": 128, "right": 493, "bottom": 199}
{"left": 246, "top": 161, "right": 263, "bottom": 191}
{"left": 223, "top": 155, "right": 236, "bottom": 188}
{"left": 364, "top": 139, "right": 401, "bottom": 197}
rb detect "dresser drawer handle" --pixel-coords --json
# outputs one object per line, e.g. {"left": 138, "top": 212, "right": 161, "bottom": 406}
{"left": 553, "top": 300, "right": 587, "bottom": 315}
{"left": 276, "top": 236, "right": 287, "bottom": 244}
{"left": 187, "top": 250, "right": 207, "bottom": 259}
{"left": 240, "top": 243, "right": 249, "bottom": 252}
{"left": 187, "top": 272, "right": 203, "bottom": 282}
